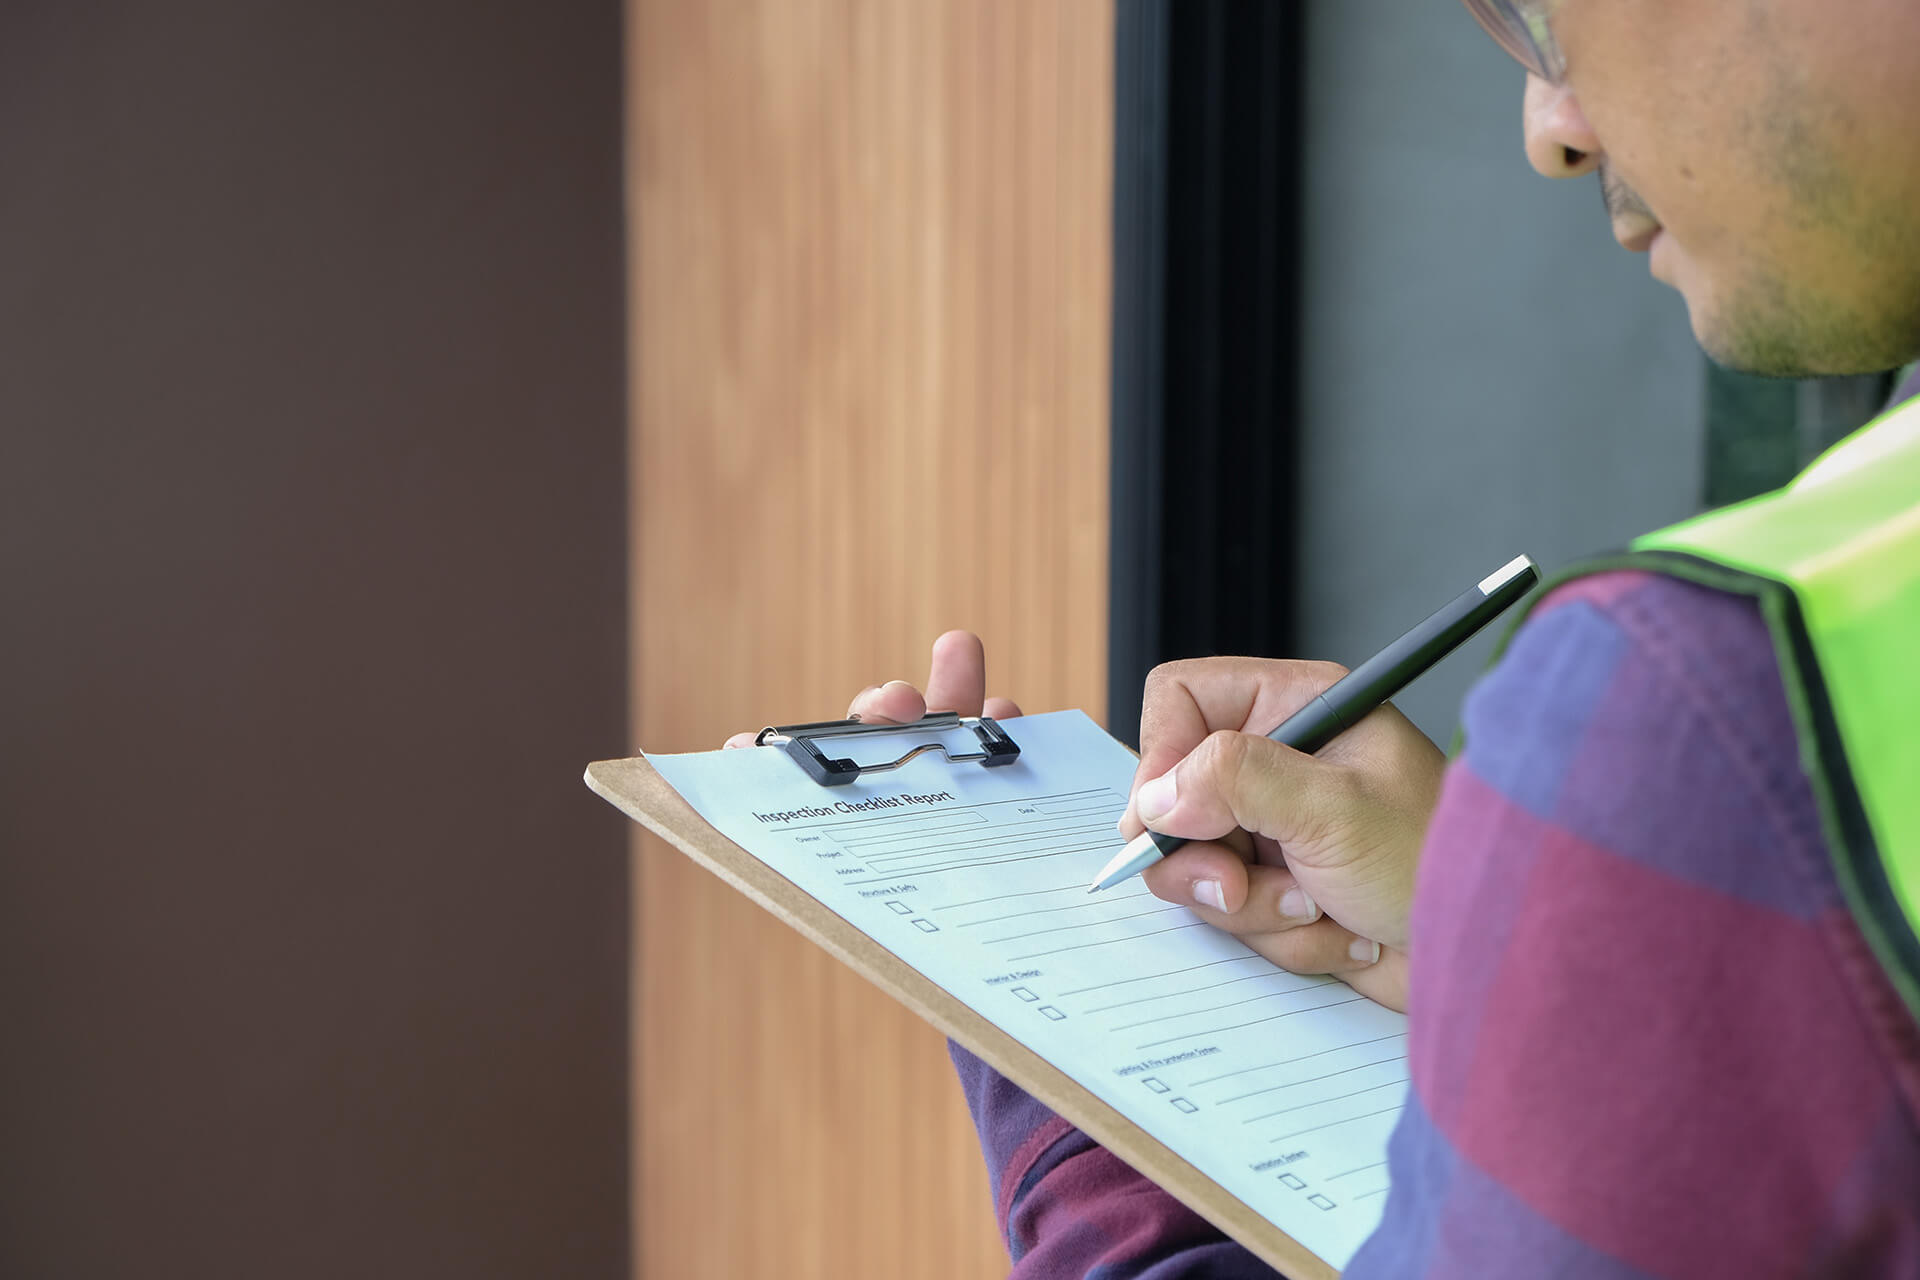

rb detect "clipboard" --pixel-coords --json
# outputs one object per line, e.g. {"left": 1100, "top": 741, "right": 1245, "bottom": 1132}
{"left": 587, "top": 714, "right": 1340, "bottom": 1279}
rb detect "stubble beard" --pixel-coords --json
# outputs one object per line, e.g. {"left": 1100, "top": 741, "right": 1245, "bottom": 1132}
{"left": 1599, "top": 166, "right": 1920, "bottom": 378}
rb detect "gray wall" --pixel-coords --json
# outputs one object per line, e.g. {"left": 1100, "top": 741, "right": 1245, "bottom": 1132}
{"left": 1298, "top": 2, "right": 1704, "bottom": 741}
{"left": 0, "top": 3, "right": 629, "bottom": 1276}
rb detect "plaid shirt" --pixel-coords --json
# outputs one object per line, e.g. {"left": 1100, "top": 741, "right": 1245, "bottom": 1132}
{"left": 951, "top": 570, "right": 1920, "bottom": 1277}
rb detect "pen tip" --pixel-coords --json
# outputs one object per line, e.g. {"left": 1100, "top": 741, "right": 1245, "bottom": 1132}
{"left": 1086, "top": 884, "right": 1100, "bottom": 894}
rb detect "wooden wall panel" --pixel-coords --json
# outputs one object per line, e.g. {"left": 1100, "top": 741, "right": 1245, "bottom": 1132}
{"left": 628, "top": 2, "right": 1113, "bottom": 1276}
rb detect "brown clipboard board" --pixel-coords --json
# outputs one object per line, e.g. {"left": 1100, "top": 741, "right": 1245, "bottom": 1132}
{"left": 585, "top": 752, "right": 1338, "bottom": 1279}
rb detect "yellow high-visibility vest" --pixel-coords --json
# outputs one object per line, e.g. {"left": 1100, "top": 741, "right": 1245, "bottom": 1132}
{"left": 1490, "top": 395, "right": 1920, "bottom": 1026}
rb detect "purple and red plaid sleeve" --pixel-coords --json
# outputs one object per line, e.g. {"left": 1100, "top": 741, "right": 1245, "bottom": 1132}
{"left": 949, "top": 1041, "right": 1280, "bottom": 1278}
{"left": 951, "top": 571, "right": 1920, "bottom": 1278}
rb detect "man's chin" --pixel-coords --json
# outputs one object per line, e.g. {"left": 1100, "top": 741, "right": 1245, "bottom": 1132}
{"left": 1673, "top": 251, "right": 1920, "bottom": 377}
{"left": 1686, "top": 295, "right": 1817, "bottom": 378}
{"left": 1689, "top": 298, "right": 1816, "bottom": 376}
{"left": 1693, "top": 315, "right": 1907, "bottom": 380}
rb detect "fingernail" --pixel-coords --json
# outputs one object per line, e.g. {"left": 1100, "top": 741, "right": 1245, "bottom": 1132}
{"left": 1136, "top": 773, "right": 1176, "bottom": 822}
{"left": 1348, "top": 938, "right": 1381, "bottom": 967}
{"left": 1280, "top": 888, "right": 1318, "bottom": 921}
{"left": 1192, "top": 879, "right": 1226, "bottom": 912}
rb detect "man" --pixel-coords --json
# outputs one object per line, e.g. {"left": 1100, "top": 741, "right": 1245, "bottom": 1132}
{"left": 805, "top": 2, "right": 1920, "bottom": 1272}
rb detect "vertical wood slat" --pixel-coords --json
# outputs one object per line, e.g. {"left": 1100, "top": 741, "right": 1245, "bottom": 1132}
{"left": 627, "top": 3, "right": 1114, "bottom": 1277}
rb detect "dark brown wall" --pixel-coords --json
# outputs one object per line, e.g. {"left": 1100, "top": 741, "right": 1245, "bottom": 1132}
{"left": 0, "top": 3, "right": 629, "bottom": 1276}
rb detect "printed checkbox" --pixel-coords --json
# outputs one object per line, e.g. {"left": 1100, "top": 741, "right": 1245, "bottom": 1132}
{"left": 884, "top": 900, "right": 913, "bottom": 915}
{"left": 1011, "top": 987, "right": 1040, "bottom": 1002}
{"left": 1038, "top": 1005, "right": 1066, "bottom": 1021}
{"left": 911, "top": 918, "right": 939, "bottom": 933}
{"left": 1170, "top": 1097, "right": 1198, "bottom": 1114}
{"left": 1309, "top": 1194, "right": 1336, "bottom": 1210}
{"left": 1142, "top": 1077, "right": 1170, "bottom": 1094}
{"left": 1279, "top": 1174, "right": 1305, "bottom": 1190}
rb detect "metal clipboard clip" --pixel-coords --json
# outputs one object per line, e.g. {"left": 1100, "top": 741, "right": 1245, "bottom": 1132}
{"left": 754, "top": 712, "right": 1020, "bottom": 787}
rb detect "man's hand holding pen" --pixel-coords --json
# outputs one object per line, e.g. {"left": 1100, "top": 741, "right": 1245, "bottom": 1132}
{"left": 1121, "top": 656, "right": 1440, "bottom": 1013}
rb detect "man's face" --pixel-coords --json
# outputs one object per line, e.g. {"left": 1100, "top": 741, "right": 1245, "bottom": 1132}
{"left": 1525, "top": 0, "right": 1920, "bottom": 377}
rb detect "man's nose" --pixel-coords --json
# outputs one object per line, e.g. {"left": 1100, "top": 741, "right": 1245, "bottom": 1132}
{"left": 1523, "top": 75, "right": 1602, "bottom": 178}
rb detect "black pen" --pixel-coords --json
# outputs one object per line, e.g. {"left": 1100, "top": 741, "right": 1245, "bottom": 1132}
{"left": 1086, "top": 554, "right": 1540, "bottom": 893}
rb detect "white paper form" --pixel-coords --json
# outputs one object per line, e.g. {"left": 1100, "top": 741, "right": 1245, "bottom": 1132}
{"left": 648, "top": 709, "right": 1408, "bottom": 1268}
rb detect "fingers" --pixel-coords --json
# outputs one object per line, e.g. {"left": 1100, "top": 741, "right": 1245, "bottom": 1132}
{"left": 730, "top": 629, "right": 1020, "bottom": 750}
{"left": 1342, "top": 946, "right": 1409, "bottom": 1011}
{"left": 1242, "top": 918, "right": 1386, "bottom": 979}
{"left": 923, "top": 630, "right": 988, "bottom": 716}
{"left": 849, "top": 632, "right": 1020, "bottom": 724}
{"left": 1142, "top": 845, "right": 1315, "bottom": 920}
{"left": 727, "top": 680, "right": 925, "bottom": 748}
{"left": 1137, "top": 845, "right": 1386, "bottom": 981}
{"left": 847, "top": 680, "right": 929, "bottom": 725}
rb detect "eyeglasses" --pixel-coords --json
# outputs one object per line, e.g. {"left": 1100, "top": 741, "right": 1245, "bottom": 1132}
{"left": 1460, "top": 0, "right": 1565, "bottom": 83}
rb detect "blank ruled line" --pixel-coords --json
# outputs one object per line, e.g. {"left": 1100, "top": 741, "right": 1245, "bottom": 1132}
{"left": 1327, "top": 1162, "right": 1388, "bottom": 1182}
{"left": 1006, "top": 920, "right": 1211, "bottom": 962}
{"left": 868, "top": 844, "right": 1119, "bottom": 876}
{"left": 863, "top": 818, "right": 1115, "bottom": 860}
{"left": 1216, "top": 1054, "right": 1408, "bottom": 1106}
{"left": 938, "top": 883, "right": 1086, "bottom": 910}
{"left": 1270, "top": 1104, "right": 1403, "bottom": 1144}
{"left": 877, "top": 839, "right": 1118, "bottom": 877}
{"left": 838, "top": 842, "right": 1113, "bottom": 884}
{"left": 982, "top": 904, "right": 1188, "bottom": 946}
{"left": 829, "top": 812, "right": 988, "bottom": 846}
{"left": 1135, "top": 993, "right": 1369, "bottom": 1050}
{"left": 1010, "top": 803, "right": 1123, "bottom": 824}
{"left": 1356, "top": 1186, "right": 1390, "bottom": 1200}
{"left": 1055, "top": 954, "right": 1266, "bottom": 998}
{"left": 839, "top": 808, "right": 1082, "bottom": 848}
{"left": 958, "top": 889, "right": 1154, "bottom": 928}
{"left": 867, "top": 833, "right": 1118, "bottom": 869}
{"left": 1106, "top": 978, "right": 1342, "bottom": 1033}
{"left": 1083, "top": 968, "right": 1301, "bottom": 1014}
{"left": 863, "top": 832, "right": 1107, "bottom": 866}
{"left": 864, "top": 819, "right": 1118, "bottom": 866}
{"left": 1036, "top": 802, "right": 1121, "bottom": 821}
{"left": 1187, "top": 1034, "right": 1407, "bottom": 1088}
{"left": 1243, "top": 1078, "right": 1408, "bottom": 1126}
